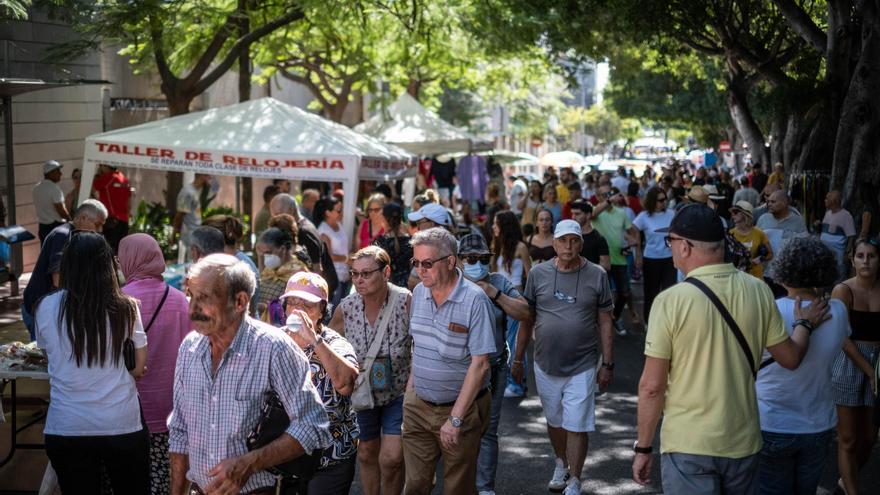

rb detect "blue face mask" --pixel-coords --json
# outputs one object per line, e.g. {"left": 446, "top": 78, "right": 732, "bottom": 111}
{"left": 463, "top": 261, "right": 489, "bottom": 281}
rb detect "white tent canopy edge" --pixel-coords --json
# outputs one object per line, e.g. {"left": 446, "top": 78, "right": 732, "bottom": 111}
{"left": 78, "top": 97, "right": 416, "bottom": 241}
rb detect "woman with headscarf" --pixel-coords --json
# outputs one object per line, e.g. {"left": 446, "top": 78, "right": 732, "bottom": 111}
{"left": 118, "top": 233, "right": 191, "bottom": 495}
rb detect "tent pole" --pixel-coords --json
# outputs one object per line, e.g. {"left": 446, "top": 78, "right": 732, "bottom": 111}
{"left": 3, "top": 95, "right": 14, "bottom": 226}
{"left": 235, "top": 176, "right": 241, "bottom": 213}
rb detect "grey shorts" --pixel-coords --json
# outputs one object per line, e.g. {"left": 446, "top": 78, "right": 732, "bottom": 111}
{"left": 832, "top": 342, "right": 880, "bottom": 407}
{"left": 661, "top": 452, "right": 759, "bottom": 495}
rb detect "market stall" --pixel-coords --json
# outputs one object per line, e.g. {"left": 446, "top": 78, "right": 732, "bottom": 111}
{"left": 355, "top": 93, "right": 493, "bottom": 155}
{"left": 77, "top": 97, "right": 417, "bottom": 237}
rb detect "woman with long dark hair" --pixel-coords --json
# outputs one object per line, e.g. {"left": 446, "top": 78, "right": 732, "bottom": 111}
{"left": 492, "top": 210, "right": 532, "bottom": 399}
{"left": 492, "top": 210, "right": 531, "bottom": 292}
{"left": 632, "top": 187, "right": 676, "bottom": 322}
{"left": 35, "top": 231, "right": 149, "bottom": 494}
{"left": 372, "top": 202, "right": 412, "bottom": 288}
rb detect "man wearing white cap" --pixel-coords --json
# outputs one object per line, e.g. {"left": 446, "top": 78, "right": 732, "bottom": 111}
{"left": 32, "top": 160, "right": 71, "bottom": 243}
{"left": 512, "top": 219, "right": 615, "bottom": 495}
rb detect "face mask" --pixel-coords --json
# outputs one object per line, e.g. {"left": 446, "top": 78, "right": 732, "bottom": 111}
{"left": 463, "top": 261, "right": 489, "bottom": 281}
{"left": 263, "top": 254, "right": 282, "bottom": 270}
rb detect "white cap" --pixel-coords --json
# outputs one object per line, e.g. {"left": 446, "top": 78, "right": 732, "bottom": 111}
{"left": 43, "top": 160, "right": 62, "bottom": 175}
{"left": 407, "top": 203, "right": 452, "bottom": 226}
{"left": 554, "top": 219, "right": 582, "bottom": 239}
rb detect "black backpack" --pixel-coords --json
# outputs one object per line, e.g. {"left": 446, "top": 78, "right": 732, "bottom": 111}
{"left": 724, "top": 230, "right": 752, "bottom": 273}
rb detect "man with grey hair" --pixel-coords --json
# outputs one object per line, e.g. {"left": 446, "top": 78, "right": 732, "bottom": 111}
{"left": 189, "top": 225, "right": 226, "bottom": 263}
{"left": 299, "top": 188, "right": 320, "bottom": 223}
{"left": 402, "top": 227, "right": 496, "bottom": 494}
{"left": 22, "top": 199, "right": 108, "bottom": 340}
{"left": 633, "top": 204, "right": 827, "bottom": 494}
{"left": 168, "top": 254, "right": 331, "bottom": 495}
{"left": 270, "top": 193, "right": 325, "bottom": 274}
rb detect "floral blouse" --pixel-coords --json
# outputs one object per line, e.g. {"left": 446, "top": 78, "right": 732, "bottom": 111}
{"left": 304, "top": 327, "right": 359, "bottom": 468}
{"left": 338, "top": 283, "right": 411, "bottom": 407}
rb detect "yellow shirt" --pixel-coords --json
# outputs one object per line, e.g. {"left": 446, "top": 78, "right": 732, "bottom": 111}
{"left": 556, "top": 184, "right": 570, "bottom": 204}
{"left": 729, "top": 227, "right": 773, "bottom": 278}
{"left": 645, "top": 263, "right": 788, "bottom": 458}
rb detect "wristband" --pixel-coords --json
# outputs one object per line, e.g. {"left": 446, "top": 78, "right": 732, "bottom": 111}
{"left": 512, "top": 360, "right": 524, "bottom": 365}
{"left": 793, "top": 318, "right": 815, "bottom": 333}
{"left": 633, "top": 441, "right": 653, "bottom": 454}
{"left": 601, "top": 361, "right": 615, "bottom": 370}
{"left": 492, "top": 289, "right": 502, "bottom": 302}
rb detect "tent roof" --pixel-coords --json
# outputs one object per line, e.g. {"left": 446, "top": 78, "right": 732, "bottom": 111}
{"left": 88, "top": 97, "right": 414, "bottom": 166}
{"left": 355, "top": 93, "right": 492, "bottom": 155}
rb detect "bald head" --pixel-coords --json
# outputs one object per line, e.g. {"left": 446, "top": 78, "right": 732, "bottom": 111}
{"left": 768, "top": 190, "right": 790, "bottom": 216}
{"left": 825, "top": 190, "right": 842, "bottom": 210}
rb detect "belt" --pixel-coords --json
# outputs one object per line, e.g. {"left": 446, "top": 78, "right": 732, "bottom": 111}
{"left": 419, "top": 387, "right": 489, "bottom": 408}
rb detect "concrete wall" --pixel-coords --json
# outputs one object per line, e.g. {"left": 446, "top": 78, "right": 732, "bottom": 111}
{"left": 1, "top": 11, "right": 103, "bottom": 272}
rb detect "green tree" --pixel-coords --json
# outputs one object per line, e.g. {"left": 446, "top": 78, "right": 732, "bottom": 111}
{"left": 1, "top": 0, "right": 30, "bottom": 20}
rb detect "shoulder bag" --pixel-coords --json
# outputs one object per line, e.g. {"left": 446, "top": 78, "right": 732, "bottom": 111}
{"left": 246, "top": 390, "right": 322, "bottom": 481}
{"left": 684, "top": 277, "right": 756, "bottom": 379}
{"left": 124, "top": 284, "right": 170, "bottom": 370}
{"left": 351, "top": 288, "right": 401, "bottom": 411}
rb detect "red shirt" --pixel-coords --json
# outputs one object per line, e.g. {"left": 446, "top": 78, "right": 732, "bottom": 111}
{"left": 627, "top": 195, "right": 643, "bottom": 215}
{"left": 93, "top": 170, "right": 132, "bottom": 221}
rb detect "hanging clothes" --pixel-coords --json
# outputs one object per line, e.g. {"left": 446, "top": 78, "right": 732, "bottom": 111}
{"left": 431, "top": 157, "right": 456, "bottom": 190}
{"left": 457, "top": 154, "right": 489, "bottom": 202}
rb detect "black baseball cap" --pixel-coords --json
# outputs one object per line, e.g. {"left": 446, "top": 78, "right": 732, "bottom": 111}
{"left": 656, "top": 203, "right": 725, "bottom": 242}
{"left": 459, "top": 234, "right": 490, "bottom": 255}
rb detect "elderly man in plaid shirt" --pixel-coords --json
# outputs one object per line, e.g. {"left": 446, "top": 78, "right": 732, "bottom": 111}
{"left": 167, "top": 254, "right": 332, "bottom": 495}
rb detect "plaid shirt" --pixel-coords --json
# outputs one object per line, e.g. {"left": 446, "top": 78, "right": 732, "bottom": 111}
{"left": 167, "top": 317, "right": 331, "bottom": 492}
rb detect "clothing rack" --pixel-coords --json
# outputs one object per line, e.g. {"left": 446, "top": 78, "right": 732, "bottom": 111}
{"left": 788, "top": 171, "right": 831, "bottom": 232}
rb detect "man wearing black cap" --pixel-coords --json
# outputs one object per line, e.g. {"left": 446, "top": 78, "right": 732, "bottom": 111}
{"left": 570, "top": 200, "right": 610, "bottom": 272}
{"left": 632, "top": 204, "right": 830, "bottom": 494}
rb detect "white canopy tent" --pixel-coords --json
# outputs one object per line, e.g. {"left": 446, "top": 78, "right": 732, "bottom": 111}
{"left": 355, "top": 93, "right": 493, "bottom": 155}
{"left": 78, "top": 97, "right": 416, "bottom": 237}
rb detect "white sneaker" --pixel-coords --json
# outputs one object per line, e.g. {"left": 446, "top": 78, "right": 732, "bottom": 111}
{"left": 614, "top": 320, "right": 628, "bottom": 336}
{"left": 478, "top": 491, "right": 496, "bottom": 495}
{"left": 563, "top": 478, "right": 582, "bottom": 495}
{"left": 548, "top": 458, "right": 570, "bottom": 492}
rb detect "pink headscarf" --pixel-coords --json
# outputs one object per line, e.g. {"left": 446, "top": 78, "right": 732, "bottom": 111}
{"left": 118, "top": 233, "right": 166, "bottom": 282}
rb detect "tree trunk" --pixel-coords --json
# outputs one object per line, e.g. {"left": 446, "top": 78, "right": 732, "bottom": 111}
{"left": 406, "top": 78, "right": 422, "bottom": 101}
{"left": 163, "top": 92, "right": 193, "bottom": 212}
{"left": 835, "top": 3, "right": 880, "bottom": 207}
{"left": 237, "top": 0, "right": 253, "bottom": 247}
{"left": 826, "top": 0, "right": 855, "bottom": 132}
{"left": 726, "top": 69, "right": 770, "bottom": 167}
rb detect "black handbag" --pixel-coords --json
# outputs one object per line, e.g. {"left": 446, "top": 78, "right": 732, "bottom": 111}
{"left": 246, "top": 390, "right": 322, "bottom": 480}
{"left": 124, "top": 285, "right": 170, "bottom": 371}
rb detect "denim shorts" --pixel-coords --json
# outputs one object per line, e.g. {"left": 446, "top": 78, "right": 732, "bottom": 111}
{"left": 356, "top": 394, "right": 404, "bottom": 441}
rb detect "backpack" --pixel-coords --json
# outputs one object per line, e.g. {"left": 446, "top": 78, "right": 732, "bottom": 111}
{"left": 724, "top": 230, "right": 752, "bottom": 273}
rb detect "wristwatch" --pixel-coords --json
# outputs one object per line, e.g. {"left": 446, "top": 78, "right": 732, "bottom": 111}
{"left": 492, "top": 289, "right": 502, "bottom": 302}
{"left": 449, "top": 415, "right": 463, "bottom": 428}
{"left": 633, "top": 441, "right": 653, "bottom": 454}
{"left": 601, "top": 361, "right": 615, "bottom": 371}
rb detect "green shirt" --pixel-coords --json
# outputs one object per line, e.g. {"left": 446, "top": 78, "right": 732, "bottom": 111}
{"left": 592, "top": 207, "right": 631, "bottom": 266}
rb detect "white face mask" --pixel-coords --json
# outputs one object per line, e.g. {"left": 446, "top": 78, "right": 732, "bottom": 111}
{"left": 263, "top": 253, "right": 282, "bottom": 270}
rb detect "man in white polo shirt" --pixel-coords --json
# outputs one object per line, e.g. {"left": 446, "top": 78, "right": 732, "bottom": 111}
{"left": 32, "top": 160, "right": 71, "bottom": 243}
{"left": 513, "top": 220, "right": 615, "bottom": 495}
{"left": 403, "top": 227, "right": 495, "bottom": 495}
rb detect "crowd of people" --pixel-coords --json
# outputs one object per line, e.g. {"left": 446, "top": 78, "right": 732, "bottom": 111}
{"left": 20, "top": 156, "right": 880, "bottom": 495}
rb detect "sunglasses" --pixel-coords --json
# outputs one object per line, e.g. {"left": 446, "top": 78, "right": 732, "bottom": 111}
{"left": 657, "top": 196, "right": 667, "bottom": 202}
{"left": 349, "top": 266, "right": 384, "bottom": 279}
{"left": 367, "top": 207, "right": 382, "bottom": 213}
{"left": 461, "top": 254, "right": 492, "bottom": 265}
{"left": 411, "top": 254, "right": 452, "bottom": 269}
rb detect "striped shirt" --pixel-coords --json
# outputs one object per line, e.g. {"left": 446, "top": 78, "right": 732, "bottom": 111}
{"left": 410, "top": 270, "right": 496, "bottom": 403}
{"left": 167, "top": 317, "right": 332, "bottom": 492}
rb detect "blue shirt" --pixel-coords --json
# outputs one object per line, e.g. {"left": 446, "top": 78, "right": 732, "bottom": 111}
{"left": 409, "top": 270, "right": 496, "bottom": 403}
{"left": 167, "top": 317, "right": 332, "bottom": 491}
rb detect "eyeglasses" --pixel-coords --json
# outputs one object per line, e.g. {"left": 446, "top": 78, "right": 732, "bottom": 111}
{"left": 367, "top": 207, "right": 382, "bottom": 213}
{"left": 664, "top": 235, "right": 694, "bottom": 248}
{"left": 553, "top": 263, "right": 581, "bottom": 304}
{"left": 285, "top": 297, "right": 321, "bottom": 310}
{"left": 349, "top": 266, "right": 384, "bottom": 279}
{"left": 657, "top": 196, "right": 667, "bottom": 202}
{"left": 411, "top": 254, "right": 452, "bottom": 269}
{"left": 461, "top": 254, "right": 492, "bottom": 265}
